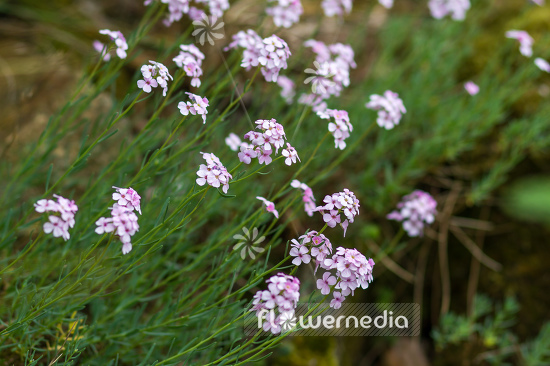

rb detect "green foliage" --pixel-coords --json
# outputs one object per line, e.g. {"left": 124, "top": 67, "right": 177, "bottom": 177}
{"left": 432, "top": 295, "right": 518, "bottom": 349}
{"left": 433, "top": 294, "right": 550, "bottom": 366}
{"left": 522, "top": 323, "right": 550, "bottom": 366}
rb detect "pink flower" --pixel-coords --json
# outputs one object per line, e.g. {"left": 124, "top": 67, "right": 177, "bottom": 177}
{"left": 365, "top": 90, "right": 406, "bottom": 130}
{"left": 387, "top": 190, "right": 437, "bottom": 237}
{"left": 35, "top": 195, "right": 77, "bottom": 241}
{"left": 137, "top": 78, "right": 158, "bottom": 93}
{"left": 111, "top": 204, "right": 140, "bottom": 247}
{"left": 330, "top": 291, "right": 345, "bottom": 309}
{"left": 506, "top": 30, "right": 534, "bottom": 57}
{"left": 321, "top": 0, "right": 353, "bottom": 17}
{"left": 257, "top": 196, "right": 279, "bottom": 218}
{"left": 148, "top": 0, "right": 229, "bottom": 27}
{"left": 464, "top": 81, "right": 479, "bottom": 96}
{"left": 290, "top": 245, "right": 311, "bottom": 266}
{"left": 225, "top": 133, "right": 242, "bottom": 151}
{"left": 98, "top": 29, "right": 128, "bottom": 59}
{"left": 251, "top": 273, "right": 300, "bottom": 334}
{"left": 34, "top": 199, "right": 58, "bottom": 213}
{"left": 317, "top": 108, "right": 353, "bottom": 150}
{"left": 295, "top": 231, "right": 333, "bottom": 273}
{"left": 95, "top": 189, "right": 141, "bottom": 254}
{"left": 178, "top": 92, "right": 209, "bottom": 123}
{"left": 173, "top": 44, "right": 205, "bottom": 87}
{"left": 239, "top": 118, "right": 297, "bottom": 166}
{"left": 322, "top": 210, "right": 341, "bottom": 228}
{"left": 266, "top": 0, "right": 303, "bottom": 28}
{"left": 291, "top": 180, "right": 316, "bottom": 217}
{"left": 378, "top": 0, "right": 393, "bottom": 8}
{"left": 282, "top": 143, "right": 300, "bottom": 166}
{"left": 95, "top": 217, "right": 115, "bottom": 235}
{"left": 317, "top": 247, "right": 375, "bottom": 306}
{"left": 112, "top": 187, "right": 142, "bottom": 214}
{"left": 122, "top": 242, "right": 133, "bottom": 255}
{"left": 300, "top": 41, "right": 356, "bottom": 110}
{"left": 195, "top": 152, "right": 232, "bottom": 193}
{"left": 535, "top": 58, "right": 550, "bottom": 73}
{"left": 238, "top": 146, "right": 258, "bottom": 164}
{"left": 93, "top": 41, "right": 111, "bottom": 61}
{"left": 315, "top": 189, "right": 360, "bottom": 236}
{"left": 257, "top": 148, "right": 273, "bottom": 165}
{"left": 137, "top": 60, "right": 172, "bottom": 95}
{"left": 43, "top": 216, "right": 70, "bottom": 240}
{"left": 428, "top": 0, "right": 470, "bottom": 20}
{"left": 226, "top": 31, "right": 291, "bottom": 83}
{"left": 316, "top": 272, "right": 337, "bottom": 295}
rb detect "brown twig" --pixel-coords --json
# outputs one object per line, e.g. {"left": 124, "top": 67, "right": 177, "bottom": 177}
{"left": 449, "top": 216, "right": 494, "bottom": 231}
{"left": 48, "top": 319, "right": 79, "bottom": 366}
{"left": 450, "top": 225, "right": 501, "bottom": 272}
{"left": 414, "top": 240, "right": 432, "bottom": 332}
{"left": 369, "top": 241, "right": 415, "bottom": 283}
{"left": 466, "top": 206, "right": 491, "bottom": 316}
{"left": 438, "top": 183, "right": 462, "bottom": 316}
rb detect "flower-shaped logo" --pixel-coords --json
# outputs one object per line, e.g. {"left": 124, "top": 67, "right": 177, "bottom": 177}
{"left": 304, "top": 61, "right": 336, "bottom": 95}
{"left": 192, "top": 13, "right": 225, "bottom": 46}
{"left": 279, "top": 311, "right": 297, "bottom": 332}
{"left": 233, "top": 227, "right": 266, "bottom": 260}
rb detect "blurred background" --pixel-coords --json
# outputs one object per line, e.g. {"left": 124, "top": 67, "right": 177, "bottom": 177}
{"left": 1, "top": 0, "right": 550, "bottom": 365}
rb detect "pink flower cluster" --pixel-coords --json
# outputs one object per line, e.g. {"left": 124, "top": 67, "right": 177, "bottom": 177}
{"left": 225, "top": 30, "right": 291, "bottom": 82}
{"left": 276, "top": 75, "right": 296, "bottom": 104}
{"left": 94, "top": 29, "right": 128, "bottom": 61}
{"left": 173, "top": 44, "right": 205, "bottom": 88}
{"left": 145, "top": 0, "right": 229, "bottom": 26}
{"left": 196, "top": 152, "right": 232, "bottom": 193}
{"left": 387, "top": 190, "right": 437, "bottom": 237}
{"left": 315, "top": 189, "right": 360, "bottom": 237}
{"left": 320, "top": 247, "right": 375, "bottom": 309}
{"left": 300, "top": 41, "right": 356, "bottom": 111}
{"left": 112, "top": 186, "right": 142, "bottom": 214}
{"left": 291, "top": 179, "right": 316, "bottom": 217}
{"left": 225, "top": 133, "right": 252, "bottom": 152}
{"left": 317, "top": 109, "right": 353, "bottom": 150}
{"left": 138, "top": 61, "right": 173, "bottom": 96}
{"left": 365, "top": 90, "right": 406, "bottom": 130}
{"left": 34, "top": 195, "right": 78, "bottom": 241}
{"left": 257, "top": 196, "right": 279, "bottom": 218}
{"left": 378, "top": 0, "right": 394, "bottom": 8}
{"left": 321, "top": 0, "right": 352, "bottom": 17}
{"left": 428, "top": 0, "right": 470, "bottom": 21}
{"left": 289, "top": 231, "right": 333, "bottom": 268}
{"left": 238, "top": 119, "right": 299, "bottom": 166}
{"left": 505, "top": 30, "right": 534, "bottom": 58}
{"left": 288, "top": 231, "right": 374, "bottom": 309}
{"left": 266, "top": 0, "right": 303, "bottom": 28}
{"left": 178, "top": 92, "right": 209, "bottom": 123}
{"left": 251, "top": 273, "right": 301, "bottom": 334}
{"left": 505, "top": 31, "right": 550, "bottom": 72}
{"left": 95, "top": 187, "right": 142, "bottom": 254}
